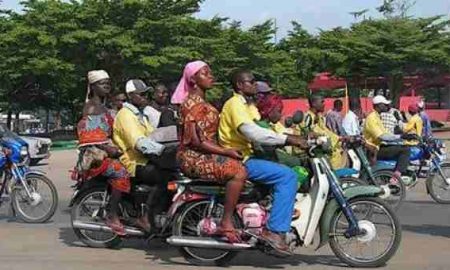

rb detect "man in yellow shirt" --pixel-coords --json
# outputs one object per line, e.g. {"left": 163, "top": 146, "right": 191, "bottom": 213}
{"left": 303, "top": 95, "right": 345, "bottom": 169}
{"left": 363, "top": 95, "right": 411, "bottom": 184}
{"left": 219, "top": 69, "right": 308, "bottom": 255}
{"left": 113, "top": 79, "right": 174, "bottom": 232}
{"left": 403, "top": 104, "right": 423, "bottom": 145}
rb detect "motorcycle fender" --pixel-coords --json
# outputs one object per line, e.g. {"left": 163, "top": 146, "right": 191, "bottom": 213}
{"left": 69, "top": 181, "right": 108, "bottom": 207}
{"left": 24, "top": 169, "right": 47, "bottom": 178}
{"left": 316, "top": 185, "right": 382, "bottom": 250}
{"left": 372, "top": 162, "right": 395, "bottom": 171}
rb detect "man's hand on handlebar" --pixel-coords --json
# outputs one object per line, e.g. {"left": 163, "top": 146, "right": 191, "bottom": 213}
{"left": 286, "top": 135, "right": 309, "bottom": 149}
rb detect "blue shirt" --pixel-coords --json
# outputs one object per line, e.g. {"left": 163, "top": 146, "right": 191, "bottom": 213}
{"left": 420, "top": 112, "right": 432, "bottom": 138}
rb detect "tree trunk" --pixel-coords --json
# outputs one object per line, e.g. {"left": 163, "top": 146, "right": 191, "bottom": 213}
{"left": 45, "top": 109, "right": 50, "bottom": 133}
{"left": 54, "top": 110, "right": 62, "bottom": 130}
{"left": 14, "top": 111, "right": 20, "bottom": 132}
{"left": 387, "top": 74, "right": 403, "bottom": 108}
{"left": 6, "top": 110, "right": 12, "bottom": 130}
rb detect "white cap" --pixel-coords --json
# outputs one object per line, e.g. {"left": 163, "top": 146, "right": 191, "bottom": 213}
{"left": 125, "top": 79, "right": 151, "bottom": 94}
{"left": 373, "top": 95, "right": 391, "bottom": 105}
{"left": 418, "top": 100, "right": 425, "bottom": 109}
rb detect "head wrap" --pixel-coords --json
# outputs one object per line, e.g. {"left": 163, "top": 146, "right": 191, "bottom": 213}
{"left": 86, "top": 70, "right": 110, "bottom": 102}
{"left": 171, "top": 60, "right": 208, "bottom": 104}
{"left": 257, "top": 94, "right": 284, "bottom": 120}
{"left": 408, "top": 104, "right": 419, "bottom": 114}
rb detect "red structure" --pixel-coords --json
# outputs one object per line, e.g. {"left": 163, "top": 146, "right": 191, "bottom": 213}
{"left": 282, "top": 73, "right": 450, "bottom": 122}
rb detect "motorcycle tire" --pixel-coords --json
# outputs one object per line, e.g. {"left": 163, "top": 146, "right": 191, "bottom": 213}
{"left": 172, "top": 200, "right": 240, "bottom": 266}
{"left": 329, "top": 197, "right": 401, "bottom": 268}
{"left": 12, "top": 174, "right": 58, "bottom": 223}
{"left": 71, "top": 186, "right": 122, "bottom": 248}
{"left": 426, "top": 163, "right": 450, "bottom": 204}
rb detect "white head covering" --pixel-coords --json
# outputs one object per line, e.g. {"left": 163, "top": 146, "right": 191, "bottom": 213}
{"left": 86, "top": 70, "right": 110, "bottom": 102}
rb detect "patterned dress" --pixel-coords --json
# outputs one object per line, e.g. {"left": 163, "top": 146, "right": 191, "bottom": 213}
{"left": 77, "top": 112, "right": 130, "bottom": 193}
{"left": 177, "top": 94, "right": 246, "bottom": 183}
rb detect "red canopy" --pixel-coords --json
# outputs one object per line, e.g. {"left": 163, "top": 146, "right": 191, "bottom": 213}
{"left": 308, "top": 72, "right": 346, "bottom": 91}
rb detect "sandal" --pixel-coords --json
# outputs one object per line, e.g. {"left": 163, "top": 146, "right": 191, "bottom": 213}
{"left": 105, "top": 217, "right": 126, "bottom": 236}
{"left": 135, "top": 218, "right": 152, "bottom": 234}
{"left": 215, "top": 227, "right": 242, "bottom": 243}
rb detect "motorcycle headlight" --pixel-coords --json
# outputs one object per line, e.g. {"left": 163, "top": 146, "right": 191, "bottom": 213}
{"left": 20, "top": 146, "right": 28, "bottom": 157}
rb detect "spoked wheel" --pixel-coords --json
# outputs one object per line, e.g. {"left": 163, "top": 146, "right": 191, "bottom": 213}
{"left": 173, "top": 200, "right": 240, "bottom": 266}
{"left": 11, "top": 174, "right": 58, "bottom": 223}
{"left": 370, "top": 170, "right": 405, "bottom": 211}
{"left": 329, "top": 197, "right": 401, "bottom": 268}
{"left": 71, "top": 186, "right": 122, "bottom": 248}
{"left": 427, "top": 163, "right": 450, "bottom": 204}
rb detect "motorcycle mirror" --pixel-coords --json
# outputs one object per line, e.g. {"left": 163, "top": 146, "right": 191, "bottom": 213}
{"left": 292, "top": 110, "right": 304, "bottom": 124}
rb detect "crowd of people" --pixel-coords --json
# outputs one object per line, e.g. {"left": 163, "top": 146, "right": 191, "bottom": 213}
{"left": 75, "top": 60, "right": 433, "bottom": 255}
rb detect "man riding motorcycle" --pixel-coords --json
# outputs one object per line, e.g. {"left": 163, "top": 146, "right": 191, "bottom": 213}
{"left": 218, "top": 69, "right": 310, "bottom": 255}
{"left": 113, "top": 79, "right": 175, "bottom": 232}
{"left": 363, "top": 95, "right": 412, "bottom": 184}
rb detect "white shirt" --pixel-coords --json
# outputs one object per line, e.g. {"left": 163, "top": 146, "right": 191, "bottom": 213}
{"left": 143, "top": 105, "right": 161, "bottom": 128}
{"left": 342, "top": 110, "right": 361, "bottom": 136}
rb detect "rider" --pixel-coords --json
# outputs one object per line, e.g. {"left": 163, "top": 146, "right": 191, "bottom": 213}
{"left": 113, "top": 79, "right": 173, "bottom": 232}
{"left": 219, "top": 69, "right": 309, "bottom": 255}
{"left": 403, "top": 104, "right": 423, "bottom": 145}
{"left": 173, "top": 61, "right": 247, "bottom": 243}
{"left": 77, "top": 70, "right": 131, "bottom": 236}
{"left": 363, "top": 95, "right": 411, "bottom": 184}
{"left": 303, "top": 95, "right": 345, "bottom": 169}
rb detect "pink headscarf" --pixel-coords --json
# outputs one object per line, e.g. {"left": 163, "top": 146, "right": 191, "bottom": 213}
{"left": 171, "top": 60, "right": 208, "bottom": 104}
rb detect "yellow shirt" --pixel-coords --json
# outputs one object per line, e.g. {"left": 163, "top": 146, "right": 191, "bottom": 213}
{"left": 403, "top": 114, "right": 423, "bottom": 145}
{"left": 113, "top": 105, "right": 154, "bottom": 176}
{"left": 219, "top": 93, "right": 261, "bottom": 159}
{"left": 302, "top": 110, "right": 345, "bottom": 168}
{"left": 272, "top": 121, "right": 287, "bottom": 134}
{"left": 363, "top": 111, "right": 387, "bottom": 149}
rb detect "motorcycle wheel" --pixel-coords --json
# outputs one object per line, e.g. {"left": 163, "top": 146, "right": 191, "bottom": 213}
{"left": 427, "top": 163, "right": 450, "bottom": 204}
{"left": 12, "top": 174, "right": 58, "bottom": 223}
{"left": 71, "top": 186, "right": 122, "bottom": 248}
{"left": 329, "top": 197, "right": 401, "bottom": 268}
{"left": 369, "top": 170, "right": 406, "bottom": 211}
{"left": 173, "top": 200, "right": 240, "bottom": 266}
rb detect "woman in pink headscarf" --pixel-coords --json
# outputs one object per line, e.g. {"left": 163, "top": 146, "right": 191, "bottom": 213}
{"left": 176, "top": 61, "right": 247, "bottom": 243}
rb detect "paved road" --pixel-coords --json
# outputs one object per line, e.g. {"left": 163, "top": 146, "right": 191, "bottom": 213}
{"left": 0, "top": 150, "right": 449, "bottom": 270}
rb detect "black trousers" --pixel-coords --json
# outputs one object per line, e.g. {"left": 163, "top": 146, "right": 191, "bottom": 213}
{"left": 377, "top": 145, "right": 410, "bottom": 174}
{"left": 134, "top": 145, "right": 178, "bottom": 219}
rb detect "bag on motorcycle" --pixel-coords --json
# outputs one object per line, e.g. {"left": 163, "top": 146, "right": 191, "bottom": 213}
{"left": 79, "top": 146, "right": 108, "bottom": 171}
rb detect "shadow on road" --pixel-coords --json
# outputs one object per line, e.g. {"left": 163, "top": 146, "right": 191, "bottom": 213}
{"left": 30, "top": 163, "right": 49, "bottom": 167}
{"left": 58, "top": 226, "right": 347, "bottom": 268}
{"left": 402, "top": 224, "right": 450, "bottom": 238}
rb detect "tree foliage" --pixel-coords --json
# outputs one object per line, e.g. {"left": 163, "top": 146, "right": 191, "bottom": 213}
{"left": 0, "top": 0, "right": 449, "bottom": 123}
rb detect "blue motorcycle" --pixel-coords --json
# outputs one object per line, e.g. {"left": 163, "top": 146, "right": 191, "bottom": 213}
{"left": 377, "top": 135, "right": 450, "bottom": 204}
{"left": 0, "top": 125, "right": 58, "bottom": 223}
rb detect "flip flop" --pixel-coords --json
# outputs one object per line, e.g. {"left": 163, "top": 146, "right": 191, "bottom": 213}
{"left": 214, "top": 227, "right": 242, "bottom": 243}
{"left": 105, "top": 218, "right": 126, "bottom": 236}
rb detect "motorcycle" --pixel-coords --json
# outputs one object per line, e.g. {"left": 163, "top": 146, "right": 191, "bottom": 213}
{"left": 377, "top": 135, "right": 450, "bottom": 204}
{"left": 167, "top": 137, "right": 402, "bottom": 267}
{"left": 69, "top": 144, "right": 187, "bottom": 248}
{"left": 335, "top": 136, "right": 406, "bottom": 210}
{"left": 0, "top": 132, "right": 58, "bottom": 223}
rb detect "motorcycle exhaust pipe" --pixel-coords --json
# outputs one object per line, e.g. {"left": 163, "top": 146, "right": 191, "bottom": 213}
{"left": 72, "top": 220, "right": 145, "bottom": 236}
{"left": 167, "top": 236, "right": 252, "bottom": 250}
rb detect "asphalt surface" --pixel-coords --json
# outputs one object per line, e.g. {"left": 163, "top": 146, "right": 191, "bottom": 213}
{"left": 0, "top": 150, "right": 449, "bottom": 270}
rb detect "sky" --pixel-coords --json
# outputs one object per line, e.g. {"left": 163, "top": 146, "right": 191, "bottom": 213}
{"left": 2, "top": 0, "right": 450, "bottom": 37}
